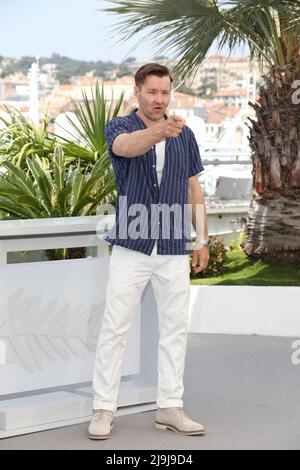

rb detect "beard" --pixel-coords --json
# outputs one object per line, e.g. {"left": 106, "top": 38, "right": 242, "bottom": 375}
{"left": 144, "top": 107, "right": 166, "bottom": 121}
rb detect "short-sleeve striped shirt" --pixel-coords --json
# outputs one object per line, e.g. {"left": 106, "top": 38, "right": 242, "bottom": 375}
{"left": 103, "top": 108, "right": 204, "bottom": 255}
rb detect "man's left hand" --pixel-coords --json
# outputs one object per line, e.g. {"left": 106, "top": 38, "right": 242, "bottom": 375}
{"left": 191, "top": 246, "right": 210, "bottom": 273}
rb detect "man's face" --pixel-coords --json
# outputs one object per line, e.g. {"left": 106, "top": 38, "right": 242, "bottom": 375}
{"left": 134, "top": 74, "right": 171, "bottom": 122}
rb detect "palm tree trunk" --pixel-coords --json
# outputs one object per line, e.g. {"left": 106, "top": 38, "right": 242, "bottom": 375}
{"left": 244, "top": 61, "right": 300, "bottom": 265}
{"left": 245, "top": 192, "right": 300, "bottom": 264}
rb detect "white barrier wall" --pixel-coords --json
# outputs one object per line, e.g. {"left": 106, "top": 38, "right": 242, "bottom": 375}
{"left": 189, "top": 285, "right": 300, "bottom": 337}
{"left": 0, "top": 257, "right": 140, "bottom": 395}
{"left": 0, "top": 216, "right": 158, "bottom": 438}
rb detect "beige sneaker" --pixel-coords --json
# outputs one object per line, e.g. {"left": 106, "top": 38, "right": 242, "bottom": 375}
{"left": 155, "top": 407, "right": 205, "bottom": 436}
{"left": 88, "top": 409, "right": 114, "bottom": 440}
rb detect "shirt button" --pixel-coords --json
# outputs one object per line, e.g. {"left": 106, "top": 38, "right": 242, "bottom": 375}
{"left": 153, "top": 183, "right": 157, "bottom": 187}
{"left": 152, "top": 165, "right": 156, "bottom": 168}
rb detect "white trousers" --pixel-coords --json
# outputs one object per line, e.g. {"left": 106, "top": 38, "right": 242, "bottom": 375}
{"left": 92, "top": 242, "right": 191, "bottom": 412}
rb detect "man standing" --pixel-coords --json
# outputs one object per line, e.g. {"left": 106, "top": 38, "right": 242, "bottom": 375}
{"left": 88, "top": 63, "right": 210, "bottom": 439}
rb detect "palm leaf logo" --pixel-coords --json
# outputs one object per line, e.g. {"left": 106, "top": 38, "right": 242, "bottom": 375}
{"left": 0, "top": 287, "right": 105, "bottom": 371}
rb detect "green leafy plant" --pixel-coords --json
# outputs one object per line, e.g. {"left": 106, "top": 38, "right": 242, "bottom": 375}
{"left": 0, "top": 83, "right": 125, "bottom": 207}
{"left": 0, "top": 144, "right": 114, "bottom": 218}
{"left": 52, "top": 82, "right": 125, "bottom": 207}
{"left": 54, "top": 81, "right": 124, "bottom": 167}
{"left": 0, "top": 144, "right": 115, "bottom": 259}
{"left": 239, "top": 222, "right": 247, "bottom": 249}
{"left": 229, "top": 238, "right": 243, "bottom": 252}
{"left": 0, "top": 108, "right": 55, "bottom": 169}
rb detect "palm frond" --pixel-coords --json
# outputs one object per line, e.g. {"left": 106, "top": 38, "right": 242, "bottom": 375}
{"left": 102, "top": 0, "right": 300, "bottom": 79}
{"left": 53, "top": 81, "right": 125, "bottom": 161}
{"left": 0, "top": 108, "right": 55, "bottom": 168}
{"left": 26, "top": 156, "right": 53, "bottom": 211}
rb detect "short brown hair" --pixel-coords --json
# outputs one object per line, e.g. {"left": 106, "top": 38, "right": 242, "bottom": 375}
{"left": 135, "top": 63, "right": 173, "bottom": 88}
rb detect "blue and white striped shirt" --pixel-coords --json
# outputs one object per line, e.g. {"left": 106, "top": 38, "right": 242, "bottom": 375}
{"left": 103, "top": 108, "right": 204, "bottom": 255}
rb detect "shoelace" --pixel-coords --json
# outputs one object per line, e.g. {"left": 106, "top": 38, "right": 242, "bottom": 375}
{"left": 93, "top": 410, "right": 112, "bottom": 422}
{"left": 175, "top": 408, "right": 200, "bottom": 427}
{"left": 172, "top": 407, "right": 189, "bottom": 422}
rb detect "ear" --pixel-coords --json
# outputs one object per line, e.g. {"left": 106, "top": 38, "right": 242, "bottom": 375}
{"left": 134, "top": 85, "right": 139, "bottom": 99}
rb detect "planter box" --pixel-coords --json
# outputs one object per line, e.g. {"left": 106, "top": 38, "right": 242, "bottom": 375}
{"left": 0, "top": 216, "right": 159, "bottom": 438}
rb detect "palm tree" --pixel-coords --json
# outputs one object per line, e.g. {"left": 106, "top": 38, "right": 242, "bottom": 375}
{"left": 102, "top": 0, "right": 300, "bottom": 265}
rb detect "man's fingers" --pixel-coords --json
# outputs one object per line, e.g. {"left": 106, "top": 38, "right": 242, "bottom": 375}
{"left": 191, "top": 253, "right": 198, "bottom": 267}
{"left": 192, "top": 253, "right": 209, "bottom": 273}
{"left": 169, "top": 115, "right": 186, "bottom": 126}
{"left": 165, "top": 115, "right": 187, "bottom": 138}
{"left": 169, "top": 121, "right": 185, "bottom": 130}
{"left": 173, "top": 122, "right": 185, "bottom": 130}
{"left": 168, "top": 123, "right": 185, "bottom": 135}
{"left": 193, "top": 259, "right": 207, "bottom": 273}
{"left": 168, "top": 128, "right": 183, "bottom": 137}
{"left": 171, "top": 114, "right": 185, "bottom": 122}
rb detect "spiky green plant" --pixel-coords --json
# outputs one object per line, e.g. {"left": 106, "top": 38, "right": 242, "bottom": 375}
{"left": 54, "top": 81, "right": 125, "bottom": 166}
{"left": 0, "top": 144, "right": 115, "bottom": 218}
{"left": 0, "top": 144, "right": 116, "bottom": 259}
{"left": 0, "top": 108, "right": 55, "bottom": 169}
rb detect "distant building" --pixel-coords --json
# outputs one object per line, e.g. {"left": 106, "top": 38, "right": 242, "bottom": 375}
{"left": 0, "top": 72, "right": 29, "bottom": 100}
{"left": 168, "top": 92, "right": 205, "bottom": 119}
{"left": 188, "top": 54, "right": 261, "bottom": 94}
{"left": 213, "top": 87, "right": 248, "bottom": 108}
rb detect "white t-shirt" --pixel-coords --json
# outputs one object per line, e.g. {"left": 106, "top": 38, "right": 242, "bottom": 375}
{"left": 155, "top": 141, "right": 166, "bottom": 188}
{"left": 153, "top": 141, "right": 166, "bottom": 253}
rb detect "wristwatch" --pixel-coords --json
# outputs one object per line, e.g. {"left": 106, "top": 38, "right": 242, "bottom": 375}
{"left": 195, "top": 238, "right": 212, "bottom": 247}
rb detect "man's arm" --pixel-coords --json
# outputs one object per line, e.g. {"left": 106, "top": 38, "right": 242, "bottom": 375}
{"left": 112, "top": 115, "right": 186, "bottom": 158}
{"left": 113, "top": 126, "right": 163, "bottom": 157}
{"left": 188, "top": 175, "right": 210, "bottom": 273}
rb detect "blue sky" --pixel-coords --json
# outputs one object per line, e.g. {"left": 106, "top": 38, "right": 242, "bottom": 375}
{"left": 1, "top": 0, "right": 157, "bottom": 62}
{"left": 1, "top": 0, "right": 248, "bottom": 63}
